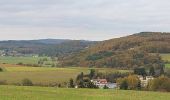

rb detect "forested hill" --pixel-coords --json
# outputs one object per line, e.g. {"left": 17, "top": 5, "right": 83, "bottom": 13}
{"left": 0, "top": 39, "right": 97, "bottom": 56}
{"left": 60, "top": 32, "right": 170, "bottom": 69}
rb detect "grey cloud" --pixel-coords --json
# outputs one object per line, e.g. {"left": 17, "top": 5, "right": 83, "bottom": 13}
{"left": 0, "top": 0, "right": 170, "bottom": 40}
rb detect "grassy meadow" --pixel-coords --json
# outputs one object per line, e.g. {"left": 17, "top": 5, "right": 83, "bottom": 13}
{"left": 0, "top": 56, "right": 55, "bottom": 67}
{"left": 160, "top": 54, "right": 170, "bottom": 61}
{"left": 0, "top": 66, "right": 87, "bottom": 85}
{"left": 160, "top": 54, "right": 170, "bottom": 69}
{"left": 0, "top": 65, "right": 129, "bottom": 85}
{"left": 0, "top": 85, "right": 170, "bottom": 100}
{"left": 165, "top": 64, "right": 170, "bottom": 69}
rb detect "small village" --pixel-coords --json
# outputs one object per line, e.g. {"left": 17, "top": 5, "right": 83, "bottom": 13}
{"left": 72, "top": 69, "right": 156, "bottom": 90}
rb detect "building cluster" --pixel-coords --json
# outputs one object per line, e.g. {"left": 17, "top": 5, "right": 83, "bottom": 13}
{"left": 91, "top": 79, "right": 117, "bottom": 89}
{"left": 138, "top": 76, "right": 154, "bottom": 87}
{"left": 89, "top": 75, "right": 154, "bottom": 89}
{"left": 0, "top": 50, "right": 22, "bottom": 56}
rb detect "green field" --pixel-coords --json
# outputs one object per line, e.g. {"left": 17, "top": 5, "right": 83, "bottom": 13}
{"left": 0, "top": 56, "right": 55, "bottom": 67}
{"left": 0, "top": 66, "right": 129, "bottom": 85}
{"left": 0, "top": 85, "right": 170, "bottom": 100}
{"left": 165, "top": 64, "right": 170, "bottom": 69}
{"left": 160, "top": 54, "right": 170, "bottom": 69}
{"left": 161, "top": 54, "right": 170, "bottom": 61}
{"left": 0, "top": 67, "right": 88, "bottom": 85}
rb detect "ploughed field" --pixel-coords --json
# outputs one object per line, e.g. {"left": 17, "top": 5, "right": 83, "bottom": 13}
{"left": 0, "top": 85, "right": 170, "bottom": 100}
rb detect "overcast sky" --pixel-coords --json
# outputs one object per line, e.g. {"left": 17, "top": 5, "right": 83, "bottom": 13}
{"left": 0, "top": 0, "right": 170, "bottom": 41}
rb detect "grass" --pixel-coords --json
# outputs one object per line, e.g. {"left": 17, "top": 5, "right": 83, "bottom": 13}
{"left": 0, "top": 67, "right": 88, "bottom": 85}
{"left": 0, "top": 85, "right": 170, "bottom": 100}
{"left": 0, "top": 56, "right": 55, "bottom": 67}
{"left": 0, "top": 66, "right": 129, "bottom": 85}
{"left": 0, "top": 56, "right": 131, "bottom": 85}
{"left": 160, "top": 54, "right": 170, "bottom": 69}
{"left": 165, "top": 64, "right": 170, "bottom": 69}
{"left": 160, "top": 54, "right": 170, "bottom": 61}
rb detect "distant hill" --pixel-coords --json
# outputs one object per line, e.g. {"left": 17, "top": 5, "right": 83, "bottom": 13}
{"left": 60, "top": 32, "right": 170, "bottom": 69}
{"left": 0, "top": 39, "right": 97, "bottom": 57}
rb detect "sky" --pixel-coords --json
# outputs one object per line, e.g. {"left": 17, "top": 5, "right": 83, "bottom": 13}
{"left": 0, "top": 0, "right": 170, "bottom": 41}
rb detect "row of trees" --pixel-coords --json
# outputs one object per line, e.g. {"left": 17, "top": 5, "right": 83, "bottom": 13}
{"left": 134, "top": 66, "right": 164, "bottom": 77}
{"left": 117, "top": 75, "right": 170, "bottom": 92}
{"left": 147, "top": 76, "right": 170, "bottom": 92}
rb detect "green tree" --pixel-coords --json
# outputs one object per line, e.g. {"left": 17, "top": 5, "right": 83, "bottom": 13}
{"left": 103, "top": 85, "right": 109, "bottom": 89}
{"left": 21, "top": 78, "right": 33, "bottom": 86}
{"left": 89, "top": 69, "right": 95, "bottom": 79}
{"left": 120, "top": 80, "right": 128, "bottom": 90}
{"left": 134, "top": 67, "right": 146, "bottom": 76}
{"left": 149, "top": 67, "right": 155, "bottom": 76}
{"left": 126, "top": 75, "right": 139, "bottom": 90}
{"left": 148, "top": 76, "right": 170, "bottom": 92}
{"left": 160, "top": 66, "right": 164, "bottom": 75}
{"left": 0, "top": 67, "right": 3, "bottom": 72}
{"left": 137, "top": 81, "right": 141, "bottom": 90}
{"left": 68, "top": 78, "right": 74, "bottom": 88}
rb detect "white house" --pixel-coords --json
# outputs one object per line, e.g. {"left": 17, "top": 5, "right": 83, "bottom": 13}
{"left": 91, "top": 79, "right": 117, "bottom": 89}
{"left": 138, "top": 76, "right": 154, "bottom": 87}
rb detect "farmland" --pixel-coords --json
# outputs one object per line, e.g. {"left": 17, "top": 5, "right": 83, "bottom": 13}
{"left": 165, "top": 64, "right": 170, "bottom": 69}
{"left": 0, "top": 66, "right": 129, "bottom": 85}
{"left": 160, "top": 54, "right": 170, "bottom": 69}
{"left": 0, "top": 56, "right": 55, "bottom": 67}
{"left": 160, "top": 54, "right": 170, "bottom": 61}
{"left": 0, "top": 85, "right": 170, "bottom": 100}
{"left": 0, "top": 67, "right": 87, "bottom": 85}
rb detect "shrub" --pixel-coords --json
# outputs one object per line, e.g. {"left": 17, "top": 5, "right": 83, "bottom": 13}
{"left": 117, "top": 75, "right": 140, "bottom": 90}
{"left": 0, "top": 80, "right": 7, "bottom": 85}
{"left": 68, "top": 78, "right": 74, "bottom": 88}
{"left": 103, "top": 85, "right": 109, "bottom": 89}
{"left": 0, "top": 67, "right": 3, "bottom": 72}
{"left": 17, "top": 62, "right": 23, "bottom": 65}
{"left": 148, "top": 76, "right": 170, "bottom": 92}
{"left": 117, "top": 78, "right": 128, "bottom": 90}
{"left": 21, "top": 78, "right": 33, "bottom": 86}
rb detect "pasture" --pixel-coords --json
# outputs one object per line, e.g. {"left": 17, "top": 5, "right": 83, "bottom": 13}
{"left": 160, "top": 54, "right": 170, "bottom": 69}
{"left": 160, "top": 53, "right": 170, "bottom": 61}
{"left": 0, "top": 66, "right": 129, "bottom": 85}
{"left": 0, "top": 85, "right": 170, "bottom": 100}
{"left": 0, "top": 56, "right": 55, "bottom": 67}
{"left": 165, "top": 64, "right": 170, "bottom": 69}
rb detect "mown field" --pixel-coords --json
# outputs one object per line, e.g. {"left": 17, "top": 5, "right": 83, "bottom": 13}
{"left": 160, "top": 54, "right": 170, "bottom": 69}
{"left": 161, "top": 54, "right": 170, "bottom": 61}
{"left": 0, "top": 85, "right": 170, "bottom": 100}
{"left": 165, "top": 64, "right": 170, "bottom": 69}
{"left": 0, "top": 65, "right": 130, "bottom": 85}
{"left": 0, "top": 56, "right": 55, "bottom": 67}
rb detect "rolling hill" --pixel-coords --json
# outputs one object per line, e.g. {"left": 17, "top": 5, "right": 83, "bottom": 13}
{"left": 60, "top": 32, "right": 170, "bottom": 69}
{"left": 0, "top": 39, "right": 97, "bottom": 57}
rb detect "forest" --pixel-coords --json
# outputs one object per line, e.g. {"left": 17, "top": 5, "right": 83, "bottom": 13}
{"left": 60, "top": 32, "right": 170, "bottom": 70}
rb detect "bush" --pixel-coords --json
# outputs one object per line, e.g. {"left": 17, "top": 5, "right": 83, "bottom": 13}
{"left": 148, "top": 76, "right": 170, "bottom": 92}
{"left": 21, "top": 78, "right": 33, "bottom": 86}
{"left": 0, "top": 67, "right": 3, "bottom": 72}
{"left": 103, "top": 85, "right": 109, "bottom": 89}
{"left": 17, "top": 62, "right": 23, "bottom": 65}
{"left": 117, "top": 75, "right": 140, "bottom": 90}
{"left": 0, "top": 80, "right": 7, "bottom": 85}
{"left": 68, "top": 78, "right": 74, "bottom": 88}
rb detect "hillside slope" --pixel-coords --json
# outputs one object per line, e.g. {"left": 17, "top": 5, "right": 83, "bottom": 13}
{"left": 60, "top": 32, "right": 170, "bottom": 69}
{"left": 0, "top": 39, "right": 97, "bottom": 56}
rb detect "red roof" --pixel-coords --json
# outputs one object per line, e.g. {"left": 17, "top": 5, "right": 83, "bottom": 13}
{"left": 98, "top": 79, "right": 107, "bottom": 84}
